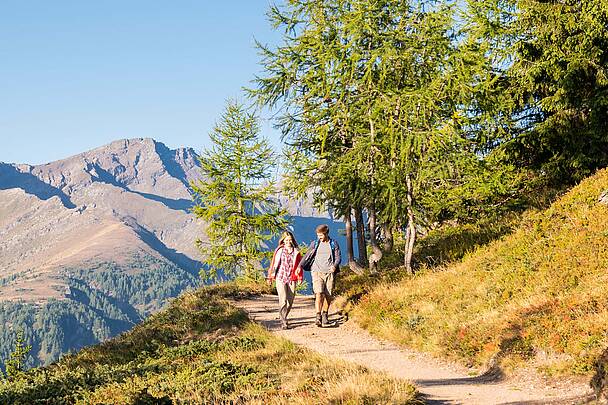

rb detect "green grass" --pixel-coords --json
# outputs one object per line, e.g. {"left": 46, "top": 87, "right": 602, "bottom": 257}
{"left": 1, "top": 280, "right": 420, "bottom": 404}
{"left": 348, "top": 168, "right": 608, "bottom": 377}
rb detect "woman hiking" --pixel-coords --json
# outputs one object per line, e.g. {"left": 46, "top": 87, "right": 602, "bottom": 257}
{"left": 267, "top": 231, "right": 303, "bottom": 329}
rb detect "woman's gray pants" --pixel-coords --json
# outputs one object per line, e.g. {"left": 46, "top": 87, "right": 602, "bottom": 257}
{"left": 276, "top": 281, "right": 296, "bottom": 324}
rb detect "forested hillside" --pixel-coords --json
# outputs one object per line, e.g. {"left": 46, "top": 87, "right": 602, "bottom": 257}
{"left": 0, "top": 252, "right": 199, "bottom": 369}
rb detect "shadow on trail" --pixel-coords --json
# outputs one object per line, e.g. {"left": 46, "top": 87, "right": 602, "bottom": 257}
{"left": 415, "top": 368, "right": 505, "bottom": 387}
{"left": 420, "top": 391, "right": 595, "bottom": 405}
{"left": 499, "top": 392, "right": 595, "bottom": 405}
{"left": 242, "top": 299, "right": 347, "bottom": 330}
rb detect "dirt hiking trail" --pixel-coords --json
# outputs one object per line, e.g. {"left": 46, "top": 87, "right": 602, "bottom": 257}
{"left": 233, "top": 294, "right": 594, "bottom": 404}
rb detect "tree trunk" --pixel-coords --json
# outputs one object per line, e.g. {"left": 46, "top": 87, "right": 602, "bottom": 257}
{"left": 404, "top": 212, "right": 416, "bottom": 275}
{"left": 382, "top": 223, "right": 394, "bottom": 253}
{"left": 368, "top": 207, "right": 383, "bottom": 273}
{"left": 404, "top": 174, "right": 416, "bottom": 274}
{"left": 354, "top": 206, "right": 367, "bottom": 265}
{"left": 344, "top": 208, "right": 355, "bottom": 263}
{"left": 404, "top": 223, "right": 411, "bottom": 270}
{"left": 345, "top": 208, "right": 366, "bottom": 275}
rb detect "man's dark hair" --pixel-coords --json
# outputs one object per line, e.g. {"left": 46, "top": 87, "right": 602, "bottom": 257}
{"left": 315, "top": 224, "right": 329, "bottom": 235}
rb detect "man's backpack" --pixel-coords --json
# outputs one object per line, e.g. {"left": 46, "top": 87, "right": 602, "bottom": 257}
{"left": 300, "top": 241, "right": 316, "bottom": 272}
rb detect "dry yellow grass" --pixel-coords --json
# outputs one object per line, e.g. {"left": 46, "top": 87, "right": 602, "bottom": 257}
{"left": 353, "top": 168, "right": 608, "bottom": 376}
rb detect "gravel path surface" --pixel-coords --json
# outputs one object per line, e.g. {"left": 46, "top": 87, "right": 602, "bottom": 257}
{"left": 233, "top": 294, "right": 594, "bottom": 404}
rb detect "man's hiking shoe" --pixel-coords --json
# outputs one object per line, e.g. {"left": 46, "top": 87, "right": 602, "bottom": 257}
{"left": 315, "top": 313, "right": 322, "bottom": 327}
{"left": 321, "top": 311, "right": 329, "bottom": 327}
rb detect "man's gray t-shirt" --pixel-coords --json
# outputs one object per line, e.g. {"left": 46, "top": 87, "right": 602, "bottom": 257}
{"left": 312, "top": 241, "right": 333, "bottom": 273}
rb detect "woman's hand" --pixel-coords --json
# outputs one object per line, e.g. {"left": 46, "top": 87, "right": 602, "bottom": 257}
{"left": 266, "top": 278, "right": 273, "bottom": 286}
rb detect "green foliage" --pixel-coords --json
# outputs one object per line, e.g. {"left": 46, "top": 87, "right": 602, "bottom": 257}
{"left": 2, "top": 329, "right": 32, "bottom": 381}
{"left": 508, "top": 0, "right": 608, "bottom": 185}
{"left": 466, "top": 0, "right": 608, "bottom": 186}
{"left": 191, "top": 100, "right": 289, "bottom": 281}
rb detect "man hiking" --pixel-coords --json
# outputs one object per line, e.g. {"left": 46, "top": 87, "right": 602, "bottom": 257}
{"left": 301, "top": 224, "right": 341, "bottom": 327}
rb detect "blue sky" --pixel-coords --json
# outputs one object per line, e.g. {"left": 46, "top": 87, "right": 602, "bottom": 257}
{"left": 0, "top": 1, "right": 283, "bottom": 164}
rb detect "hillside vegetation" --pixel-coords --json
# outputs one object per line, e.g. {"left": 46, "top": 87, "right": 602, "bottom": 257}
{"left": 351, "top": 168, "right": 608, "bottom": 376}
{"left": 1, "top": 282, "right": 419, "bottom": 404}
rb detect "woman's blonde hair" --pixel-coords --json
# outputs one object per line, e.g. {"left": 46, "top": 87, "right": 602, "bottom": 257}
{"left": 278, "top": 231, "right": 298, "bottom": 248}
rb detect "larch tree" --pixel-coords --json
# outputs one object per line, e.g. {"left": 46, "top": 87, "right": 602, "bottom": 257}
{"left": 191, "top": 100, "right": 288, "bottom": 281}
{"left": 252, "top": 0, "right": 514, "bottom": 273}
{"left": 252, "top": 0, "right": 373, "bottom": 273}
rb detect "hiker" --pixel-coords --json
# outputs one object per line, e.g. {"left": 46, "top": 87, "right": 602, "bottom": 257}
{"left": 301, "top": 224, "right": 341, "bottom": 327}
{"left": 267, "top": 231, "right": 303, "bottom": 329}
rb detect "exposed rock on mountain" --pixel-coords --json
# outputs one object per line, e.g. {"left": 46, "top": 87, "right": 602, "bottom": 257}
{"left": 0, "top": 138, "right": 203, "bottom": 301}
{"left": 0, "top": 138, "right": 205, "bottom": 366}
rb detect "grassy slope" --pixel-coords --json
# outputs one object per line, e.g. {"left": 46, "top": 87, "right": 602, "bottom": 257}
{"left": 351, "top": 168, "right": 608, "bottom": 376}
{"left": 1, "top": 281, "right": 419, "bottom": 404}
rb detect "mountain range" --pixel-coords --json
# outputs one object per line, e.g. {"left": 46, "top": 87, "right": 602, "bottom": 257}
{"left": 0, "top": 138, "right": 343, "bottom": 367}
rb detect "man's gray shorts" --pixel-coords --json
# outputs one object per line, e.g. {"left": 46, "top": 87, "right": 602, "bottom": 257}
{"left": 312, "top": 271, "right": 334, "bottom": 296}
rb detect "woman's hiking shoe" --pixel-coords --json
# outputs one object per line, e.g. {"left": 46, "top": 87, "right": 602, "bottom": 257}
{"left": 281, "top": 321, "right": 289, "bottom": 330}
{"left": 321, "top": 311, "right": 330, "bottom": 327}
{"left": 315, "top": 313, "right": 322, "bottom": 327}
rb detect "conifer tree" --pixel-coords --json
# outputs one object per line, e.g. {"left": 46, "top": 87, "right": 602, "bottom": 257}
{"left": 465, "top": 0, "right": 608, "bottom": 188}
{"left": 3, "top": 329, "right": 31, "bottom": 380}
{"left": 506, "top": 0, "right": 608, "bottom": 185}
{"left": 191, "top": 101, "right": 288, "bottom": 281}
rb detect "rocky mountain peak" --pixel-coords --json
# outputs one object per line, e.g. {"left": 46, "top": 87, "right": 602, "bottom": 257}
{"left": 0, "top": 138, "right": 205, "bottom": 293}
{"left": 0, "top": 138, "right": 202, "bottom": 204}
